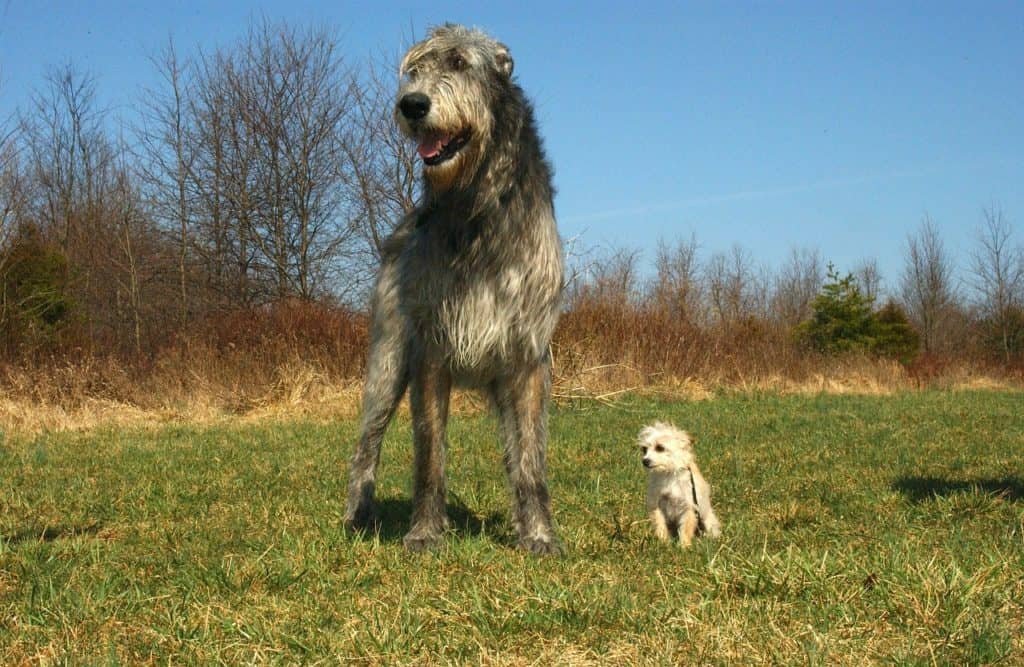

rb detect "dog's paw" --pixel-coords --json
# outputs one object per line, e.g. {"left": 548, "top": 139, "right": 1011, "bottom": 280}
{"left": 403, "top": 530, "right": 445, "bottom": 552}
{"left": 403, "top": 517, "right": 448, "bottom": 552}
{"left": 702, "top": 518, "right": 722, "bottom": 539}
{"left": 517, "top": 535, "right": 563, "bottom": 556}
{"left": 343, "top": 502, "right": 379, "bottom": 533}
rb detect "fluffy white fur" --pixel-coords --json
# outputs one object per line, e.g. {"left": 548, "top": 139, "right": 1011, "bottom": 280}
{"left": 638, "top": 422, "right": 722, "bottom": 546}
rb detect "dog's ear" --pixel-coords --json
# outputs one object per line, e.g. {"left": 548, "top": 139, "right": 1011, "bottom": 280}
{"left": 495, "top": 43, "right": 514, "bottom": 78}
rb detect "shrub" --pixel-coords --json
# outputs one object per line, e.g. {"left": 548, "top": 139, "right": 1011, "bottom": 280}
{"left": 0, "top": 226, "right": 75, "bottom": 356}
{"left": 872, "top": 300, "right": 920, "bottom": 364}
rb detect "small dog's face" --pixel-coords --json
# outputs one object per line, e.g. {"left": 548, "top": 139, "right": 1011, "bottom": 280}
{"left": 638, "top": 422, "right": 695, "bottom": 473}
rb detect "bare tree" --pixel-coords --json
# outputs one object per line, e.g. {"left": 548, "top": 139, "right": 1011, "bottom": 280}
{"left": 969, "top": 206, "right": 1024, "bottom": 362}
{"left": 771, "top": 246, "right": 823, "bottom": 327}
{"left": 650, "top": 234, "right": 703, "bottom": 322}
{"left": 208, "top": 21, "right": 361, "bottom": 302}
{"left": 0, "top": 110, "right": 27, "bottom": 334}
{"left": 136, "top": 37, "right": 195, "bottom": 327}
{"left": 139, "top": 20, "right": 374, "bottom": 308}
{"left": 706, "top": 243, "right": 761, "bottom": 325}
{"left": 111, "top": 141, "right": 145, "bottom": 355}
{"left": 900, "top": 215, "right": 958, "bottom": 353}
{"left": 852, "top": 257, "right": 883, "bottom": 306}
{"left": 197, "top": 49, "right": 260, "bottom": 304}
{"left": 234, "top": 21, "right": 354, "bottom": 300}
{"left": 19, "top": 64, "right": 129, "bottom": 346}
{"left": 344, "top": 62, "right": 418, "bottom": 265}
{"left": 0, "top": 119, "right": 23, "bottom": 248}
{"left": 21, "top": 65, "right": 113, "bottom": 253}
{"left": 569, "top": 246, "right": 642, "bottom": 308}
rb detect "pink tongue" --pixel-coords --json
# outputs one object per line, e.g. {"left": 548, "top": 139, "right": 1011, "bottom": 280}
{"left": 417, "top": 135, "right": 449, "bottom": 159}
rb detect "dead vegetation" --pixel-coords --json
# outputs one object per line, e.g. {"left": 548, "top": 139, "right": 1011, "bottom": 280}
{"left": 0, "top": 298, "right": 1018, "bottom": 435}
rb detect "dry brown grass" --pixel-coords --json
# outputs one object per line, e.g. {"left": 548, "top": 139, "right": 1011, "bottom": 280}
{"left": 0, "top": 299, "right": 1019, "bottom": 435}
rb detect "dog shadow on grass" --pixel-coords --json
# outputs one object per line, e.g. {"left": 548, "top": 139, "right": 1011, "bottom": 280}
{"left": 368, "top": 495, "right": 510, "bottom": 545}
{"left": 1, "top": 522, "right": 104, "bottom": 546}
{"left": 892, "top": 476, "right": 1024, "bottom": 503}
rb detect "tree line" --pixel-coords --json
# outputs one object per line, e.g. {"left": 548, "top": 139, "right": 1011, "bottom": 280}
{"left": 1, "top": 19, "right": 1022, "bottom": 377}
{"left": 566, "top": 209, "right": 1023, "bottom": 370}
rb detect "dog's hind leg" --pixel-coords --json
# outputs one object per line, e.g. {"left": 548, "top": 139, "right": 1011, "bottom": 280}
{"left": 494, "top": 355, "right": 561, "bottom": 555}
{"left": 344, "top": 258, "right": 409, "bottom": 531}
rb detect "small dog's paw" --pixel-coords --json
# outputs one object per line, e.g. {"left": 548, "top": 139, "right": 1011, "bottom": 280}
{"left": 517, "top": 535, "right": 563, "bottom": 556}
{"left": 704, "top": 522, "right": 722, "bottom": 539}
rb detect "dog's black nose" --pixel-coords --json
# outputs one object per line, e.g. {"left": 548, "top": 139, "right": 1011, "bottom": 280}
{"left": 399, "top": 93, "right": 431, "bottom": 120}
{"left": 642, "top": 459, "right": 652, "bottom": 468}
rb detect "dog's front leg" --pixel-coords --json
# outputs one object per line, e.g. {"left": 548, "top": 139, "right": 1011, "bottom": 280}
{"left": 344, "top": 257, "right": 409, "bottom": 531}
{"left": 649, "top": 509, "right": 671, "bottom": 542}
{"left": 404, "top": 343, "right": 451, "bottom": 551}
{"left": 678, "top": 508, "right": 698, "bottom": 548}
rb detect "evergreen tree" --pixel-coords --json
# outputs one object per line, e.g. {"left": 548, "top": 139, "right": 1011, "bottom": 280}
{"left": 797, "top": 264, "right": 875, "bottom": 353}
{"left": 797, "top": 264, "right": 921, "bottom": 362}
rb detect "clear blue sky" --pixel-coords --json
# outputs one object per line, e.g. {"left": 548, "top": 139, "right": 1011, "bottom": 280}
{"left": 2, "top": 1, "right": 1022, "bottom": 295}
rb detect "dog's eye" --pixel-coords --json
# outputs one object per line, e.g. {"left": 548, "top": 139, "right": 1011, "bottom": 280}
{"left": 639, "top": 446, "right": 647, "bottom": 454}
{"left": 447, "top": 51, "right": 467, "bottom": 70}
{"left": 654, "top": 445, "right": 664, "bottom": 453}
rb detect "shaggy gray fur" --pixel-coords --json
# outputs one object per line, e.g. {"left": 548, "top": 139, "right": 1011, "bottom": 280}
{"left": 344, "top": 24, "right": 564, "bottom": 554}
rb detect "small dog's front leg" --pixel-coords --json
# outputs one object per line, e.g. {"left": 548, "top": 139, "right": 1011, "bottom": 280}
{"left": 678, "top": 508, "right": 698, "bottom": 548}
{"left": 650, "top": 509, "right": 671, "bottom": 542}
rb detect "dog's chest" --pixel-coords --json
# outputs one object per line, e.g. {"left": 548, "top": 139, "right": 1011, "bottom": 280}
{"left": 400, "top": 227, "right": 555, "bottom": 371}
{"left": 647, "top": 473, "right": 692, "bottom": 517}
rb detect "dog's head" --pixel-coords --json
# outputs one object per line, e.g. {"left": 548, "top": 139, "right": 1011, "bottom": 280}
{"left": 637, "top": 422, "right": 695, "bottom": 473}
{"left": 395, "top": 24, "right": 514, "bottom": 193}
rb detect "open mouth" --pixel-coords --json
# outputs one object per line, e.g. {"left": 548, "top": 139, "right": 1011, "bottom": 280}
{"left": 417, "top": 129, "right": 471, "bottom": 166}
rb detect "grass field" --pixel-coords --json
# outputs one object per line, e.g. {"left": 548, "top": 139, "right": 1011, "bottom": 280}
{"left": 0, "top": 390, "right": 1022, "bottom": 664}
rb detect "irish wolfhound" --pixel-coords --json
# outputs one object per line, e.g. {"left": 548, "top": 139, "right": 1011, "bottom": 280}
{"left": 344, "top": 24, "right": 564, "bottom": 554}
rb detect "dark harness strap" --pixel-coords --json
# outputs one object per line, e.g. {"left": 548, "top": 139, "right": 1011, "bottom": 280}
{"left": 688, "top": 466, "right": 704, "bottom": 529}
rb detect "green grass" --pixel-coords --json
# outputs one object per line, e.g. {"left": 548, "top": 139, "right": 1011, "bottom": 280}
{"left": 1, "top": 391, "right": 1022, "bottom": 664}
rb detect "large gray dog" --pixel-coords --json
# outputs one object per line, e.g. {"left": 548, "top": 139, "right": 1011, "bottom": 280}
{"left": 344, "top": 24, "right": 564, "bottom": 555}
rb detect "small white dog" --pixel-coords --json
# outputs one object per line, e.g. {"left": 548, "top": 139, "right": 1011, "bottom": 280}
{"left": 638, "top": 422, "right": 722, "bottom": 546}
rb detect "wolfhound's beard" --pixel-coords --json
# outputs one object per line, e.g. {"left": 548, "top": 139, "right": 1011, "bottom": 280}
{"left": 422, "top": 148, "right": 467, "bottom": 192}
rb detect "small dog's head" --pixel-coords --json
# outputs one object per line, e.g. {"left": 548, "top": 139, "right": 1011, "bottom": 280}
{"left": 637, "top": 422, "right": 695, "bottom": 473}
